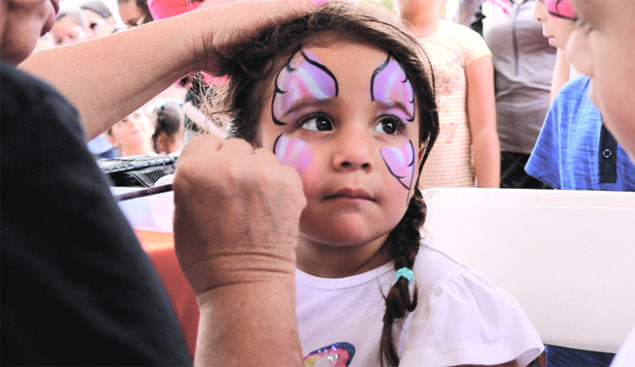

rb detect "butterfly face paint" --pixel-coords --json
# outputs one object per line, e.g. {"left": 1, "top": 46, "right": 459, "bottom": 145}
{"left": 272, "top": 49, "right": 338, "bottom": 126}
{"left": 380, "top": 138, "right": 415, "bottom": 190}
{"left": 273, "top": 134, "right": 313, "bottom": 174}
{"left": 270, "top": 49, "right": 417, "bottom": 192}
{"left": 540, "top": 0, "right": 577, "bottom": 20}
{"left": 371, "top": 55, "right": 415, "bottom": 123}
{"left": 372, "top": 55, "right": 416, "bottom": 190}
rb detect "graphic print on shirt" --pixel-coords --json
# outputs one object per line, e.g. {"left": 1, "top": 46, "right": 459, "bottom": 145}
{"left": 271, "top": 49, "right": 417, "bottom": 191}
{"left": 303, "top": 342, "right": 355, "bottom": 367}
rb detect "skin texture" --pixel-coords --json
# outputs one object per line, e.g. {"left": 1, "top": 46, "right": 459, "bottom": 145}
{"left": 567, "top": 0, "right": 635, "bottom": 161}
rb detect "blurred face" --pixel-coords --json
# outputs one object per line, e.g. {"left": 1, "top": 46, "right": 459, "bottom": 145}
{"left": 0, "top": 0, "right": 59, "bottom": 64}
{"left": 81, "top": 9, "right": 116, "bottom": 38}
{"left": 51, "top": 17, "right": 88, "bottom": 46}
{"left": 109, "top": 109, "right": 155, "bottom": 155}
{"left": 257, "top": 38, "right": 423, "bottom": 252}
{"left": 117, "top": 1, "right": 146, "bottom": 27}
{"left": 534, "top": 0, "right": 576, "bottom": 49}
{"left": 567, "top": 0, "right": 635, "bottom": 160}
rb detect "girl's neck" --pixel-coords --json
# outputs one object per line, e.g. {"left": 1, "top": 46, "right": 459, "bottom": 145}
{"left": 296, "top": 235, "right": 392, "bottom": 278}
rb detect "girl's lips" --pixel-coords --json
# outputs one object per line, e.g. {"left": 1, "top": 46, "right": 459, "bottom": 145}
{"left": 325, "top": 188, "right": 373, "bottom": 201}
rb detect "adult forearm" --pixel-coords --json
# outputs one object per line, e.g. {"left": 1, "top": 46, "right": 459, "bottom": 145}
{"left": 19, "top": 0, "right": 323, "bottom": 140}
{"left": 19, "top": 14, "right": 203, "bottom": 140}
{"left": 195, "top": 279, "right": 302, "bottom": 367}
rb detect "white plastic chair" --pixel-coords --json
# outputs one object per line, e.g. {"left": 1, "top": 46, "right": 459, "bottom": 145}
{"left": 421, "top": 188, "right": 635, "bottom": 353}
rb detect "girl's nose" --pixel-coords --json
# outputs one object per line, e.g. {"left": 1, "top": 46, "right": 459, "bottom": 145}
{"left": 330, "top": 128, "right": 373, "bottom": 171}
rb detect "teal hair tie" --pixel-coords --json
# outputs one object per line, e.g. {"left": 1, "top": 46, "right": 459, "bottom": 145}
{"left": 395, "top": 267, "right": 414, "bottom": 284}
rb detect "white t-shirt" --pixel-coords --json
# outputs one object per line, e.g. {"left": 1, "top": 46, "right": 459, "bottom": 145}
{"left": 296, "top": 240, "right": 543, "bottom": 366}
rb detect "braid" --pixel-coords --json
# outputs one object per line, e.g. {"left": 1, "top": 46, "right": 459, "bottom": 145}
{"left": 379, "top": 189, "right": 427, "bottom": 367}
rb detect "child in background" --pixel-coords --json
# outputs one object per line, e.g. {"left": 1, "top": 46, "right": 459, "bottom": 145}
{"left": 208, "top": 1, "right": 542, "bottom": 365}
{"left": 107, "top": 108, "right": 156, "bottom": 156}
{"left": 117, "top": 0, "right": 153, "bottom": 27}
{"left": 80, "top": 0, "right": 118, "bottom": 38}
{"left": 527, "top": 0, "right": 635, "bottom": 192}
{"left": 51, "top": 10, "right": 90, "bottom": 47}
{"left": 566, "top": 0, "right": 635, "bottom": 161}
{"left": 527, "top": 0, "right": 633, "bottom": 364}
{"left": 539, "top": 0, "right": 635, "bottom": 365}
{"left": 400, "top": 0, "right": 500, "bottom": 188}
{"left": 151, "top": 101, "right": 185, "bottom": 155}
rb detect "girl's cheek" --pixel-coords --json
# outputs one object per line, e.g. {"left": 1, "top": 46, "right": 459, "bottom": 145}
{"left": 380, "top": 138, "right": 415, "bottom": 191}
{"left": 273, "top": 134, "right": 313, "bottom": 174}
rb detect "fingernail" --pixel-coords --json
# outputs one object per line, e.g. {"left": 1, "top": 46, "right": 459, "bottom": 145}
{"left": 312, "top": 0, "right": 330, "bottom": 7}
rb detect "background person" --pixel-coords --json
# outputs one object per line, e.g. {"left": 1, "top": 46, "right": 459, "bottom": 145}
{"left": 51, "top": 9, "right": 89, "bottom": 46}
{"left": 400, "top": 0, "right": 500, "bottom": 189}
{"left": 80, "top": 0, "right": 118, "bottom": 38}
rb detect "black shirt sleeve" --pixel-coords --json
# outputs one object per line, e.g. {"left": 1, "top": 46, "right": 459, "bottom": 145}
{"left": 1, "top": 63, "right": 192, "bottom": 366}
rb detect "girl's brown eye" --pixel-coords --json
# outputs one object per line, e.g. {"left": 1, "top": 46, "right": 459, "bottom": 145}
{"left": 375, "top": 116, "right": 404, "bottom": 135}
{"left": 300, "top": 115, "right": 333, "bottom": 131}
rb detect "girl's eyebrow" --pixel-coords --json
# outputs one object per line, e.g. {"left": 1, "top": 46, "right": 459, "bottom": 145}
{"left": 272, "top": 49, "right": 338, "bottom": 125}
{"left": 278, "top": 95, "right": 332, "bottom": 117}
{"left": 378, "top": 100, "right": 414, "bottom": 118}
{"left": 370, "top": 55, "right": 416, "bottom": 121}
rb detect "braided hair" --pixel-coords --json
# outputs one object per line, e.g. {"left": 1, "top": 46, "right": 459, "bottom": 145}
{"left": 206, "top": 1, "right": 439, "bottom": 365}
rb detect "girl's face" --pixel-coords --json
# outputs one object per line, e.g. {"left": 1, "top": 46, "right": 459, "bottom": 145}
{"left": 567, "top": 0, "right": 635, "bottom": 160}
{"left": 109, "top": 109, "right": 155, "bottom": 155}
{"left": 257, "top": 38, "right": 424, "bottom": 253}
{"left": 534, "top": 0, "right": 576, "bottom": 50}
{"left": 51, "top": 17, "right": 87, "bottom": 46}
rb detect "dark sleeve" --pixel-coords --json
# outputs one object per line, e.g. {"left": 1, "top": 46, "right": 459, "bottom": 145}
{"left": 1, "top": 63, "right": 192, "bottom": 366}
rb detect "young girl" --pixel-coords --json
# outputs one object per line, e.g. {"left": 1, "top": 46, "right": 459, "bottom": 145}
{"left": 400, "top": 0, "right": 500, "bottom": 188}
{"left": 208, "top": 1, "right": 542, "bottom": 365}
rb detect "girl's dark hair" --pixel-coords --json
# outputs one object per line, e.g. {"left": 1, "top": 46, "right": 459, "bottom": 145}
{"left": 210, "top": 1, "right": 439, "bottom": 366}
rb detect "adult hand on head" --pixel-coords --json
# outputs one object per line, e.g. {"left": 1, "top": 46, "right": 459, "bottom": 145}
{"left": 185, "top": 0, "right": 330, "bottom": 76}
{"left": 18, "top": 0, "right": 329, "bottom": 142}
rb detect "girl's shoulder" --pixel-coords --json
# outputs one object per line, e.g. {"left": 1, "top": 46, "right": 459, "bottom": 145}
{"left": 401, "top": 240, "right": 543, "bottom": 367}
